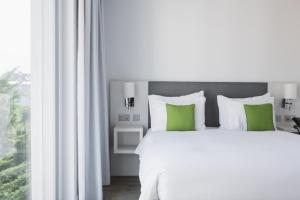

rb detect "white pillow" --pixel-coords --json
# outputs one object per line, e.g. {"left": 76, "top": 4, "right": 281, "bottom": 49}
{"left": 217, "top": 93, "right": 276, "bottom": 131}
{"left": 149, "top": 92, "right": 206, "bottom": 131}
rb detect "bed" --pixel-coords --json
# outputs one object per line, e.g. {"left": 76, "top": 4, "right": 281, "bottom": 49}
{"left": 136, "top": 129, "right": 300, "bottom": 200}
{"left": 135, "top": 82, "right": 300, "bottom": 200}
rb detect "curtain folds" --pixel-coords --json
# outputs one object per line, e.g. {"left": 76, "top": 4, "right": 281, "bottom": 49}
{"left": 32, "top": 0, "right": 110, "bottom": 199}
{"left": 58, "top": 0, "right": 110, "bottom": 199}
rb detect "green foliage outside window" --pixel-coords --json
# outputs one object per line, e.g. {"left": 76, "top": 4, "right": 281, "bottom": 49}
{"left": 0, "top": 69, "right": 30, "bottom": 200}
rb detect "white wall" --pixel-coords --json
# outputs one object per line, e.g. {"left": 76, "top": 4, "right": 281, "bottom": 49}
{"left": 103, "top": 0, "right": 300, "bottom": 82}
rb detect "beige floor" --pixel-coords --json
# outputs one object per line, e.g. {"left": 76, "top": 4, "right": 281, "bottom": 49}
{"left": 103, "top": 177, "right": 140, "bottom": 200}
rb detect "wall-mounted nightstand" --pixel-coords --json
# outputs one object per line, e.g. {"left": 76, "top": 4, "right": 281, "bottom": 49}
{"left": 277, "top": 122, "right": 299, "bottom": 135}
{"left": 113, "top": 125, "right": 143, "bottom": 154}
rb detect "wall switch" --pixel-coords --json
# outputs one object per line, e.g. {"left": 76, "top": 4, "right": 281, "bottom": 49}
{"left": 284, "top": 115, "right": 295, "bottom": 122}
{"left": 118, "top": 114, "right": 130, "bottom": 121}
{"left": 133, "top": 114, "right": 140, "bottom": 121}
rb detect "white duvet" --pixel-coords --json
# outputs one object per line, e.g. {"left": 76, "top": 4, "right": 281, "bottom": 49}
{"left": 135, "top": 129, "right": 300, "bottom": 200}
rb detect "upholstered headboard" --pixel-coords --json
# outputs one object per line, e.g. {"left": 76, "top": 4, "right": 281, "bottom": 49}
{"left": 148, "top": 81, "right": 268, "bottom": 128}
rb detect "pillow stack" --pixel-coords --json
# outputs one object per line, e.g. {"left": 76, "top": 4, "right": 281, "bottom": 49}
{"left": 217, "top": 93, "right": 276, "bottom": 131}
{"left": 149, "top": 91, "right": 206, "bottom": 131}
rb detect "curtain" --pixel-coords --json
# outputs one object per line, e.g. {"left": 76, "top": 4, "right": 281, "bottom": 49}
{"left": 58, "top": 0, "right": 110, "bottom": 199}
{"left": 31, "top": 0, "right": 110, "bottom": 199}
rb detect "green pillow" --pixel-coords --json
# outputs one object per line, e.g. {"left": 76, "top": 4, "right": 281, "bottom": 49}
{"left": 166, "top": 104, "right": 195, "bottom": 131}
{"left": 244, "top": 103, "right": 275, "bottom": 131}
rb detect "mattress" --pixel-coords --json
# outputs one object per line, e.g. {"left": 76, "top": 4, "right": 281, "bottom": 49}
{"left": 135, "top": 129, "right": 300, "bottom": 200}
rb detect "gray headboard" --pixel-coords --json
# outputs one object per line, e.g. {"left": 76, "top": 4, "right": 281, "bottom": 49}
{"left": 148, "top": 81, "right": 268, "bottom": 127}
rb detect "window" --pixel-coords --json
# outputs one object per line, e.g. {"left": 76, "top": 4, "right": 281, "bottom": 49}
{"left": 0, "top": 0, "right": 31, "bottom": 199}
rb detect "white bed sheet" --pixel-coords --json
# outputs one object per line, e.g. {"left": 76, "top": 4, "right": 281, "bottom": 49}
{"left": 135, "top": 129, "right": 300, "bottom": 200}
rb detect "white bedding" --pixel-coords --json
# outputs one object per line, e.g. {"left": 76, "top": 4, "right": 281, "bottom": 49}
{"left": 135, "top": 129, "right": 300, "bottom": 200}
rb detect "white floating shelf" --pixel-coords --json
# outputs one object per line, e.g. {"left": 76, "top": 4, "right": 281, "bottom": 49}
{"left": 114, "top": 125, "right": 143, "bottom": 154}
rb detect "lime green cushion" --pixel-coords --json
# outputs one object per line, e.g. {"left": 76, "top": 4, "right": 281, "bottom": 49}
{"left": 166, "top": 104, "right": 195, "bottom": 131}
{"left": 244, "top": 103, "right": 275, "bottom": 131}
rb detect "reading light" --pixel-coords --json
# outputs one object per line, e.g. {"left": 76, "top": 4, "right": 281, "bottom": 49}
{"left": 282, "top": 83, "right": 298, "bottom": 110}
{"left": 123, "top": 82, "right": 135, "bottom": 110}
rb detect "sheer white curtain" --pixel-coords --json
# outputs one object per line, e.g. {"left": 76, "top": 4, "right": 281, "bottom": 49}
{"left": 31, "top": 0, "right": 110, "bottom": 199}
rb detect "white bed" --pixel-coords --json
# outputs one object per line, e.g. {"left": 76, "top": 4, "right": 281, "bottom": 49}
{"left": 135, "top": 129, "right": 300, "bottom": 200}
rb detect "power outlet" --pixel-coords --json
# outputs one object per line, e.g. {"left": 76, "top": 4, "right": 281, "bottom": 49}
{"left": 118, "top": 114, "right": 130, "bottom": 121}
{"left": 133, "top": 114, "right": 140, "bottom": 121}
